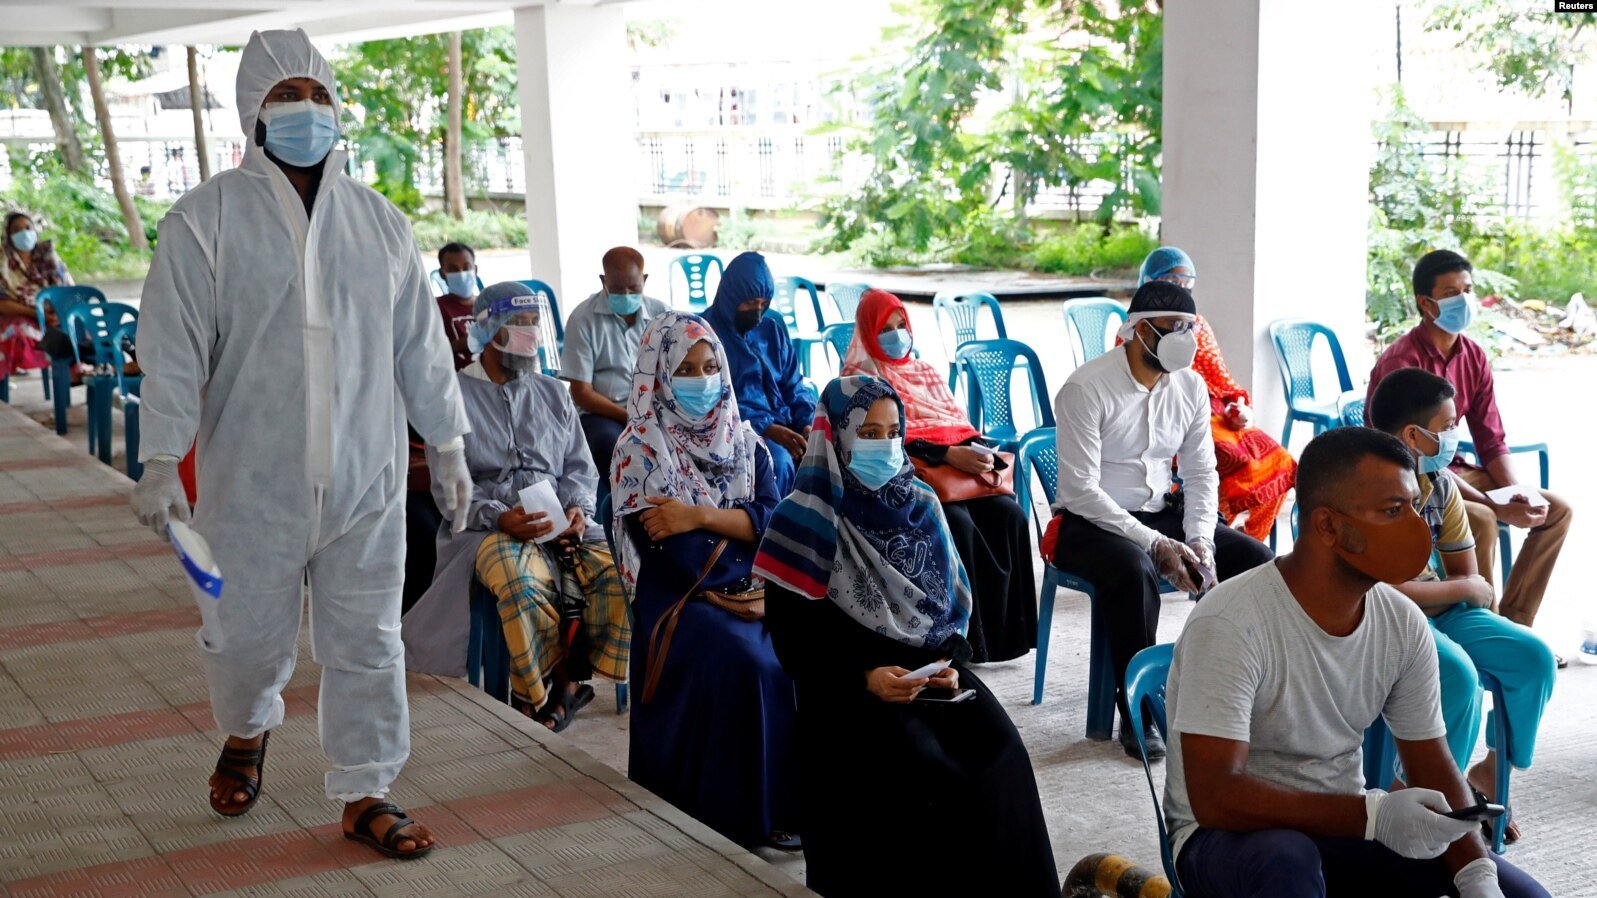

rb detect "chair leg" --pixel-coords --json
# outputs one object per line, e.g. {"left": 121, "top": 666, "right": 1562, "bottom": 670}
{"left": 51, "top": 360, "right": 71, "bottom": 435}
{"left": 1031, "top": 580, "right": 1057, "bottom": 705}
{"left": 616, "top": 682, "right": 629, "bottom": 715}
{"left": 125, "top": 403, "right": 143, "bottom": 480}
{"left": 1085, "top": 588, "right": 1115, "bottom": 741}
{"left": 41, "top": 367, "right": 49, "bottom": 401}
{"left": 1279, "top": 414, "right": 1294, "bottom": 449}
{"left": 1497, "top": 524, "right": 1514, "bottom": 591}
{"left": 466, "top": 591, "right": 485, "bottom": 689}
{"left": 0, "top": 374, "right": 8, "bottom": 403}
{"left": 1486, "top": 679, "right": 1512, "bottom": 854}
{"left": 93, "top": 381, "right": 114, "bottom": 464}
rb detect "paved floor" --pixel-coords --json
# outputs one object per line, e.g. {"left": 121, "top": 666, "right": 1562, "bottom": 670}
{"left": 0, "top": 402, "right": 813, "bottom": 898}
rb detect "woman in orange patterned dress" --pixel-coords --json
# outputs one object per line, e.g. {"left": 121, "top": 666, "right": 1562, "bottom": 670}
{"left": 1140, "top": 247, "right": 1296, "bottom": 542}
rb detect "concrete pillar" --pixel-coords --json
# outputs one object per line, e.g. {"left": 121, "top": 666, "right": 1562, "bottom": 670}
{"left": 514, "top": 4, "right": 636, "bottom": 310}
{"left": 1163, "top": 0, "right": 1376, "bottom": 446}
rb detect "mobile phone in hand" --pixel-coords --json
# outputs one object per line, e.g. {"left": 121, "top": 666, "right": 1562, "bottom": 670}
{"left": 915, "top": 687, "right": 975, "bottom": 704}
{"left": 1443, "top": 803, "right": 1505, "bottom": 822}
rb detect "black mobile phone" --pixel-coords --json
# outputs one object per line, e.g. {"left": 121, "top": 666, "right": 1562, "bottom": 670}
{"left": 915, "top": 687, "right": 975, "bottom": 704}
{"left": 1444, "top": 802, "right": 1506, "bottom": 822}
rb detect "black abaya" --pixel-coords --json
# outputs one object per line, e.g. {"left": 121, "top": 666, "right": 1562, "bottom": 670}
{"left": 942, "top": 493, "right": 1038, "bottom": 662}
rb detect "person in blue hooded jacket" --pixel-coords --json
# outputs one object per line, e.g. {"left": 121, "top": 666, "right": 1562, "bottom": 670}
{"left": 704, "top": 252, "right": 815, "bottom": 495}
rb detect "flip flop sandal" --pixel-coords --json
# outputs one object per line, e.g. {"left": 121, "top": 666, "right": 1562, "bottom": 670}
{"left": 210, "top": 730, "right": 270, "bottom": 818}
{"left": 344, "top": 802, "right": 435, "bottom": 860}
{"left": 533, "top": 683, "right": 596, "bottom": 734}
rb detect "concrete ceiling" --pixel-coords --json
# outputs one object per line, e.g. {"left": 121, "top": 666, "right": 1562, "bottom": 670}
{"left": 0, "top": 0, "right": 633, "bottom": 47}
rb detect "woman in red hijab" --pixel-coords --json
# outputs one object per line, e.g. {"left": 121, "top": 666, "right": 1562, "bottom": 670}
{"left": 841, "top": 289, "right": 1038, "bottom": 663}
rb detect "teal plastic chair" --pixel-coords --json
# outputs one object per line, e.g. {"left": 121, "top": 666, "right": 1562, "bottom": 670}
{"left": 821, "top": 322, "right": 854, "bottom": 374}
{"left": 932, "top": 292, "right": 1007, "bottom": 381}
{"left": 952, "top": 339, "right": 1053, "bottom": 452}
{"left": 429, "top": 268, "right": 486, "bottom": 297}
{"left": 515, "top": 279, "right": 565, "bottom": 355}
{"left": 110, "top": 320, "right": 143, "bottom": 480}
{"left": 1339, "top": 396, "right": 1366, "bottom": 427}
{"left": 825, "top": 282, "right": 870, "bottom": 321}
{"left": 1062, "top": 297, "right": 1127, "bottom": 365}
{"left": 1269, "top": 319, "right": 1357, "bottom": 448}
{"left": 1124, "top": 643, "right": 1183, "bottom": 896}
{"left": 670, "top": 253, "right": 723, "bottom": 310}
{"left": 34, "top": 285, "right": 107, "bottom": 434}
{"left": 61, "top": 302, "right": 137, "bottom": 464}
{"left": 772, "top": 276, "right": 827, "bottom": 377}
{"left": 1457, "top": 441, "right": 1550, "bottom": 591}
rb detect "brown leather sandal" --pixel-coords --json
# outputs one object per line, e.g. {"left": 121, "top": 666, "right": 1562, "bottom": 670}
{"left": 344, "top": 802, "right": 435, "bottom": 860}
{"left": 209, "top": 731, "right": 269, "bottom": 817}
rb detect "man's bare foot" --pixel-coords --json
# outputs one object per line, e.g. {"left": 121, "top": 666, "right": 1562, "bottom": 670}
{"left": 1467, "top": 757, "right": 1521, "bottom": 843}
{"left": 342, "top": 797, "right": 436, "bottom": 857}
{"left": 209, "top": 733, "right": 265, "bottom": 813}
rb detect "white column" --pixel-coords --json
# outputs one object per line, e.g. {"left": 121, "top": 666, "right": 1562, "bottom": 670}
{"left": 515, "top": 4, "right": 636, "bottom": 309}
{"left": 1163, "top": 0, "right": 1376, "bottom": 445}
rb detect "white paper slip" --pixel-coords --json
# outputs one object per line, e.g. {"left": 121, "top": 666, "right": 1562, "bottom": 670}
{"left": 1485, "top": 485, "right": 1549, "bottom": 508}
{"left": 968, "top": 442, "right": 996, "bottom": 457}
{"left": 167, "top": 520, "right": 225, "bottom": 652}
{"left": 517, "top": 480, "right": 568, "bottom": 544}
{"left": 902, "top": 659, "right": 951, "bottom": 681}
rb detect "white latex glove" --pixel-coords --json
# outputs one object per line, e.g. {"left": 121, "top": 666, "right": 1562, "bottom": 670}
{"left": 434, "top": 436, "right": 473, "bottom": 534}
{"left": 1186, "top": 536, "right": 1219, "bottom": 592}
{"left": 1364, "top": 788, "right": 1479, "bottom": 860}
{"left": 130, "top": 455, "right": 190, "bottom": 536}
{"left": 1150, "top": 535, "right": 1202, "bottom": 594}
{"left": 1455, "top": 858, "right": 1505, "bottom": 898}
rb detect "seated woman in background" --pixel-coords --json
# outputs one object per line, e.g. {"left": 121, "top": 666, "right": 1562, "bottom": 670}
{"left": 703, "top": 251, "right": 815, "bottom": 496}
{"left": 0, "top": 212, "right": 68, "bottom": 383}
{"left": 612, "top": 310, "right": 798, "bottom": 852}
{"left": 1140, "top": 247, "right": 1295, "bottom": 542}
{"left": 841, "top": 289, "right": 1036, "bottom": 662}
{"left": 756, "top": 376, "right": 1059, "bottom": 898}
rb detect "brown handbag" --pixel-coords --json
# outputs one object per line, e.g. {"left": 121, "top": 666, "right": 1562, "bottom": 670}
{"left": 641, "top": 539, "right": 765, "bottom": 704}
{"left": 911, "top": 451, "right": 1016, "bottom": 504}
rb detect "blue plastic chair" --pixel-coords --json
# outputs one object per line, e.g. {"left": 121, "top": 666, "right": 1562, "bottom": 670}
{"left": 952, "top": 339, "right": 1054, "bottom": 452}
{"left": 61, "top": 302, "right": 137, "bottom": 464}
{"left": 1015, "top": 428, "right": 1190, "bottom": 736}
{"left": 429, "top": 268, "right": 485, "bottom": 297}
{"left": 467, "top": 581, "right": 629, "bottom": 716}
{"left": 825, "top": 282, "right": 870, "bottom": 321}
{"left": 1062, "top": 298, "right": 1128, "bottom": 366}
{"left": 1269, "top": 319, "right": 1357, "bottom": 448}
{"left": 515, "top": 278, "right": 565, "bottom": 354}
{"left": 1339, "top": 396, "right": 1366, "bottom": 427}
{"left": 772, "top": 276, "right": 828, "bottom": 377}
{"left": 821, "top": 322, "right": 854, "bottom": 374}
{"left": 932, "top": 292, "right": 1007, "bottom": 381}
{"left": 109, "top": 320, "right": 144, "bottom": 480}
{"left": 1124, "top": 643, "right": 1183, "bottom": 897}
{"left": 34, "top": 286, "right": 107, "bottom": 434}
{"left": 669, "top": 253, "right": 724, "bottom": 310}
{"left": 1456, "top": 441, "right": 1550, "bottom": 591}
{"left": 595, "top": 491, "right": 630, "bottom": 714}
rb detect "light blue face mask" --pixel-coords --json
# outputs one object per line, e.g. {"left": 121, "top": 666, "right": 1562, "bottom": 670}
{"left": 847, "top": 437, "right": 904, "bottom": 490}
{"left": 1416, "top": 424, "right": 1462, "bottom": 474}
{"left": 608, "top": 292, "right": 643, "bottom": 316}
{"left": 260, "top": 100, "right": 339, "bottom": 167}
{"left": 672, "top": 373, "right": 722, "bottom": 419}
{"left": 9, "top": 228, "right": 38, "bottom": 253}
{"left": 445, "top": 270, "right": 479, "bottom": 299}
{"left": 877, "top": 327, "right": 913, "bottom": 360}
{"left": 1431, "top": 292, "right": 1476, "bottom": 335}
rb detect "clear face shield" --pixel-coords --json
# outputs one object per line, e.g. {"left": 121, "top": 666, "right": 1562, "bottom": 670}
{"left": 481, "top": 295, "right": 560, "bottom": 375}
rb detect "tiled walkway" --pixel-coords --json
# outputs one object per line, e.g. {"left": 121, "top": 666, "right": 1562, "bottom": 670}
{"left": 0, "top": 403, "right": 812, "bottom": 897}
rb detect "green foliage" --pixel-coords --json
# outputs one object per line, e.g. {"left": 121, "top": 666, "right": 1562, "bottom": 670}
{"left": 1464, "top": 222, "right": 1597, "bottom": 308}
{"left": 410, "top": 209, "right": 528, "bottom": 252}
{"left": 0, "top": 151, "right": 167, "bottom": 281}
{"left": 817, "top": 0, "right": 1161, "bottom": 264}
{"left": 334, "top": 28, "right": 520, "bottom": 212}
{"left": 716, "top": 209, "right": 771, "bottom": 253}
{"left": 1031, "top": 223, "right": 1156, "bottom": 276}
{"left": 1425, "top": 0, "right": 1595, "bottom": 108}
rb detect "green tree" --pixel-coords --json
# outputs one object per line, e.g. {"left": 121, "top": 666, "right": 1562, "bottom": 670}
{"left": 1425, "top": 0, "right": 1595, "bottom": 110}
{"left": 817, "top": 0, "right": 1161, "bottom": 265}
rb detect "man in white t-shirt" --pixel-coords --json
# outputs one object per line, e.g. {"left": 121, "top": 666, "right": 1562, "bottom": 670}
{"left": 1163, "top": 427, "right": 1548, "bottom": 898}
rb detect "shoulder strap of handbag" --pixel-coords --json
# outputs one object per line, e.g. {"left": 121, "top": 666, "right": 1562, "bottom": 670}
{"left": 641, "top": 538, "right": 729, "bottom": 705}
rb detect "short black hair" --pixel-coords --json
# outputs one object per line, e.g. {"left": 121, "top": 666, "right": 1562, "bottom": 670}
{"left": 1412, "top": 249, "right": 1472, "bottom": 298}
{"left": 1369, "top": 367, "right": 1455, "bottom": 434}
{"left": 1127, "top": 279, "right": 1196, "bottom": 316}
{"left": 1295, "top": 427, "right": 1416, "bottom": 517}
{"left": 438, "top": 242, "right": 475, "bottom": 266}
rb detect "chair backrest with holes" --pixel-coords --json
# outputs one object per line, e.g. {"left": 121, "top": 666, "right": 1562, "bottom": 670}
{"left": 952, "top": 339, "right": 1054, "bottom": 441}
{"left": 1013, "top": 427, "right": 1058, "bottom": 537}
{"left": 821, "top": 322, "right": 855, "bottom": 370}
{"left": 1062, "top": 298, "right": 1128, "bottom": 365}
{"left": 772, "top": 276, "right": 826, "bottom": 335}
{"left": 932, "top": 292, "right": 1007, "bottom": 360}
{"left": 826, "top": 282, "right": 870, "bottom": 321}
{"left": 670, "top": 254, "right": 724, "bottom": 310}
{"left": 1268, "top": 318, "right": 1353, "bottom": 409}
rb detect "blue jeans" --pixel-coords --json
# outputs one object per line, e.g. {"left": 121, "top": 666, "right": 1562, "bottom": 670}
{"left": 1177, "top": 828, "right": 1550, "bottom": 898}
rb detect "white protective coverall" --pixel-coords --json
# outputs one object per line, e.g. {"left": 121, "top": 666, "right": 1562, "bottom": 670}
{"left": 136, "top": 29, "right": 468, "bottom": 801}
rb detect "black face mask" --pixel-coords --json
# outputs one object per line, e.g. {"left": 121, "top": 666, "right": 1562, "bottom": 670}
{"left": 734, "top": 308, "right": 765, "bottom": 333}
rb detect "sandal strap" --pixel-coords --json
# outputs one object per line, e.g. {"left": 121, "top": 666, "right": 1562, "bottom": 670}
{"left": 219, "top": 746, "right": 265, "bottom": 765}
{"left": 211, "top": 764, "right": 260, "bottom": 798}
{"left": 352, "top": 802, "right": 406, "bottom": 839}
{"left": 380, "top": 814, "right": 420, "bottom": 850}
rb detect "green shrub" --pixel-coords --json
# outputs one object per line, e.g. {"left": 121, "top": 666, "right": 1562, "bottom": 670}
{"left": 410, "top": 209, "right": 529, "bottom": 252}
{"left": 1031, "top": 223, "right": 1155, "bottom": 276}
{"left": 1465, "top": 221, "right": 1597, "bottom": 307}
{"left": 0, "top": 153, "right": 169, "bottom": 282}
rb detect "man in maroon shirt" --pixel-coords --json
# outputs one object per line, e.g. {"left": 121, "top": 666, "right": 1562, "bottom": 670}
{"left": 435, "top": 242, "right": 478, "bottom": 371}
{"left": 1367, "top": 250, "right": 1572, "bottom": 642}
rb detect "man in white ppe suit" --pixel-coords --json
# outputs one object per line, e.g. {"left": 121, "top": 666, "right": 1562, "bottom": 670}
{"left": 130, "top": 29, "right": 471, "bottom": 860}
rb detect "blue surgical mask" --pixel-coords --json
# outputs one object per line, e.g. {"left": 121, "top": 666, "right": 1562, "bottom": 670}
{"left": 259, "top": 100, "right": 339, "bottom": 167}
{"left": 878, "top": 327, "right": 913, "bottom": 360}
{"left": 1416, "top": 424, "right": 1461, "bottom": 474}
{"left": 445, "top": 271, "right": 479, "bottom": 299}
{"left": 608, "top": 292, "right": 643, "bottom": 316}
{"left": 1432, "top": 292, "right": 1476, "bottom": 335}
{"left": 672, "top": 373, "right": 722, "bottom": 418}
{"left": 847, "top": 438, "right": 903, "bottom": 490}
{"left": 9, "top": 228, "right": 38, "bottom": 253}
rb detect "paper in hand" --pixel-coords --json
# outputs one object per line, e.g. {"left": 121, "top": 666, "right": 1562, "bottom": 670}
{"left": 517, "top": 480, "right": 568, "bottom": 544}
{"left": 1484, "top": 485, "right": 1549, "bottom": 508}
{"left": 902, "top": 659, "right": 951, "bottom": 681}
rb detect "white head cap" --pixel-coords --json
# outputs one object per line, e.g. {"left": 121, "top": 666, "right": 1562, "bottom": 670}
{"left": 235, "top": 28, "right": 342, "bottom": 137}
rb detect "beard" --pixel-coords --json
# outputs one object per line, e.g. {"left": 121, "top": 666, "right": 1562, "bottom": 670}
{"left": 501, "top": 352, "right": 540, "bottom": 374}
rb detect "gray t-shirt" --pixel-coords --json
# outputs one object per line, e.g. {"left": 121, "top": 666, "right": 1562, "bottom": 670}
{"left": 1162, "top": 562, "right": 1444, "bottom": 860}
{"left": 559, "top": 291, "right": 670, "bottom": 405}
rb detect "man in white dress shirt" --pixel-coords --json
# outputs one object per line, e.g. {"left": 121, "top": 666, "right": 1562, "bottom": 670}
{"left": 1049, "top": 280, "right": 1273, "bottom": 759}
